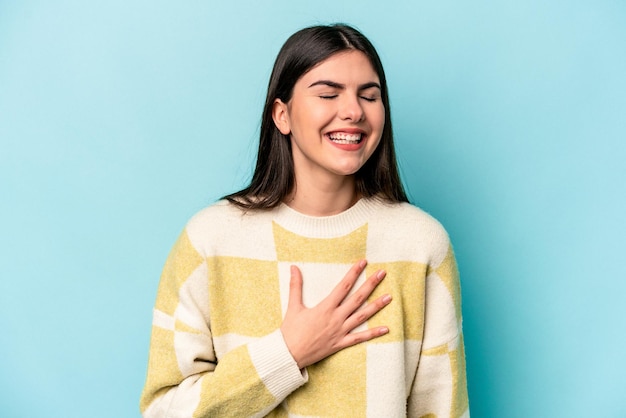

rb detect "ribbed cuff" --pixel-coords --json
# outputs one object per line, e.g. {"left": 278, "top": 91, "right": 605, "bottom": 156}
{"left": 247, "top": 329, "right": 308, "bottom": 400}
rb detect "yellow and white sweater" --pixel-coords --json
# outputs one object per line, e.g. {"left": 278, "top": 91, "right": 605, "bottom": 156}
{"left": 140, "top": 198, "right": 469, "bottom": 417}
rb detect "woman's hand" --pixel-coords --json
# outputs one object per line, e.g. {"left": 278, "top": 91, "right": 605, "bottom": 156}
{"left": 280, "top": 260, "right": 391, "bottom": 369}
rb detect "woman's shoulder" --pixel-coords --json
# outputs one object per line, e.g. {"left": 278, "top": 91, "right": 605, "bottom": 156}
{"left": 366, "top": 199, "right": 452, "bottom": 256}
{"left": 185, "top": 199, "right": 271, "bottom": 230}
{"left": 180, "top": 200, "right": 278, "bottom": 254}
{"left": 370, "top": 199, "right": 449, "bottom": 236}
{"left": 187, "top": 199, "right": 240, "bottom": 222}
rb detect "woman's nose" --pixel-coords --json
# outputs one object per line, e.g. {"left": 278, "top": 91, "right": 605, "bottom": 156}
{"left": 338, "top": 94, "right": 364, "bottom": 122}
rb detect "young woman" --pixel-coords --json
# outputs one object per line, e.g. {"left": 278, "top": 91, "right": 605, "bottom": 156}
{"left": 140, "top": 24, "right": 469, "bottom": 417}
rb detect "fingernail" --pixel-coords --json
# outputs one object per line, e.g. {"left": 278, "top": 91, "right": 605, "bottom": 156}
{"left": 379, "top": 327, "right": 389, "bottom": 335}
{"left": 359, "top": 259, "right": 367, "bottom": 268}
{"left": 377, "top": 270, "right": 386, "bottom": 280}
{"left": 382, "top": 294, "right": 392, "bottom": 304}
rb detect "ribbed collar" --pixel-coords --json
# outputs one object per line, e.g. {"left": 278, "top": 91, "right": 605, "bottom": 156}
{"left": 271, "top": 198, "right": 382, "bottom": 238}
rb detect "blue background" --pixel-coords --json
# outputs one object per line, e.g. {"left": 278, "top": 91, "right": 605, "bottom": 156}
{"left": 1, "top": 1, "right": 625, "bottom": 417}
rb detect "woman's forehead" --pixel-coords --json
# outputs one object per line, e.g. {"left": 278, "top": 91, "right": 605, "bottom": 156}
{"left": 297, "top": 50, "right": 379, "bottom": 86}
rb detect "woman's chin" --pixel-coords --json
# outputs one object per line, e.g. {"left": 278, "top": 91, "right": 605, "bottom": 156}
{"left": 328, "top": 160, "right": 368, "bottom": 177}
{"left": 329, "top": 167, "right": 361, "bottom": 177}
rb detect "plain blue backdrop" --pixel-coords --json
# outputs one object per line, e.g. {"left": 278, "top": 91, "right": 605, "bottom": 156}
{"left": 1, "top": 1, "right": 625, "bottom": 417}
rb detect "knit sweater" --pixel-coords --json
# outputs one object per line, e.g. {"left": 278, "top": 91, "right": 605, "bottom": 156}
{"left": 140, "top": 198, "right": 469, "bottom": 418}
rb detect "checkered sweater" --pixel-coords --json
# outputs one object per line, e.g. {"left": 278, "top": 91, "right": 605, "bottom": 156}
{"left": 140, "top": 198, "right": 469, "bottom": 417}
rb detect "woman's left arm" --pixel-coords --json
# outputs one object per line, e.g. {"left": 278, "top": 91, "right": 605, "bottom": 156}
{"left": 408, "top": 243, "right": 469, "bottom": 418}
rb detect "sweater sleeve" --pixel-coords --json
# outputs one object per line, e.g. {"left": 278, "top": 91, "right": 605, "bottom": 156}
{"left": 139, "top": 229, "right": 307, "bottom": 418}
{"left": 408, "top": 243, "right": 470, "bottom": 418}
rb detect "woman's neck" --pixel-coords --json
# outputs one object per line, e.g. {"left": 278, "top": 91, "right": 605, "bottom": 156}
{"left": 284, "top": 174, "right": 359, "bottom": 216}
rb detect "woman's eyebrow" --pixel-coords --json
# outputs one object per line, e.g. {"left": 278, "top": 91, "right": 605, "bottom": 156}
{"left": 308, "top": 80, "right": 381, "bottom": 90}
{"left": 358, "top": 81, "right": 381, "bottom": 91}
{"left": 308, "top": 80, "right": 344, "bottom": 89}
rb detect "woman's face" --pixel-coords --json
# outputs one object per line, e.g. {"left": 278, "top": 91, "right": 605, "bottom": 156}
{"left": 273, "top": 50, "right": 385, "bottom": 182}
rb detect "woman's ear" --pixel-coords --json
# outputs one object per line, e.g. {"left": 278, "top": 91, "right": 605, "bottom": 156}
{"left": 272, "top": 99, "right": 291, "bottom": 135}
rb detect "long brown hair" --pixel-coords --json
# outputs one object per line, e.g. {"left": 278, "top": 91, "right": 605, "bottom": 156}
{"left": 225, "top": 24, "right": 408, "bottom": 209}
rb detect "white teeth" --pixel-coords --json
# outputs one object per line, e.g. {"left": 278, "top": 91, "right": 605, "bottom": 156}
{"left": 328, "top": 132, "right": 362, "bottom": 144}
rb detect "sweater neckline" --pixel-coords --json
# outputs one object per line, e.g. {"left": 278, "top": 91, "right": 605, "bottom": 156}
{"left": 272, "top": 197, "right": 381, "bottom": 238}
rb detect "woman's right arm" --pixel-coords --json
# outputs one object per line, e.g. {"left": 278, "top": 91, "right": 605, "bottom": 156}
{"left": 141, "top": 323, "right": 305, "bottom": 417}
{"left": 140, "top": 230, "right": 391, "bottom": 417}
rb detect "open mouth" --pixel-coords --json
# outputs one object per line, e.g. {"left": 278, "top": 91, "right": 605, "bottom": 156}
{"left": 327, "top": 132, "right": 363, "bottom": 144}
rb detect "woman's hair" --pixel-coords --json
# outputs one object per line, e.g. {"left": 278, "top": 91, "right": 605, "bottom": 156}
{"left": 225, "top": 23, "right": 408, "bottom": 209}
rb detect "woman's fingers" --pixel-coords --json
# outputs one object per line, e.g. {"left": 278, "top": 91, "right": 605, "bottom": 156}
{"left": 286, "top": 265, "right": 304, "bottom": 312}
{"left": 280, "top": 261, "right": 391, "bottom": 369}
{"left": 339, "top": 325, "right": 390, "bottom": 349}
{"left": 342, "top": 292, "right": 392, "bottom": 333}
{"left": 327, "top": 259, "right": 368, "bottom": 307}
{"left": 337, "top": 269, "right": 387, "bottom": 317}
